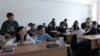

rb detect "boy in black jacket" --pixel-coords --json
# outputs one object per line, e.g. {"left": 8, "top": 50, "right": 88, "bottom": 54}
{"left": 87, "top": 21, "right": 100, "bottom": 35}
{"left": 0, "top": 12, "right": 19, "bottom": 38}
{"left": 28, "top": 23, "right": 36, "bottom": 37}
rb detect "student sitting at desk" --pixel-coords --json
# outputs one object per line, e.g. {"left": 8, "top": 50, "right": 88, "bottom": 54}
{"left": 47, "top": 23, "right": 56, "bottom": 31}
{"left": 75, "top": 23, "right": 91, "bottom": 56}
{"left": 47, "top": 23, "right": 57, "bottom": 37}
{"left": 71, "top": 23, "right": 87, "bottom": 52}
{"left": 4, "top": 26, "right": 35, "bottom": 47}
{"left": 58, "top": 22, "right": 67, "bottom": 42}
{"left": 28, "top": 23, "right": 36, "bottom": 37}
{"left": 84, "top": 17, "right": 92, "bottom": 32}
{"left": 34, "top": 25, "right": 56, "bottom": 43}
{"left": 77, "top": 23, "right": 87, "bottom": 43}
{"left": 62, "top": 18, "right": 68, "bottom": 28}
{"left": 87, "top": 21, "right": 100, "bottom": 35}
{"left": 50, "top": 18, "right": 56, "bottom": 28}
{"left": 58, "top": 22, "right": 66, "bottom": 33}
{"left": 71, "top": 20, "right": 80, "bottom": 32}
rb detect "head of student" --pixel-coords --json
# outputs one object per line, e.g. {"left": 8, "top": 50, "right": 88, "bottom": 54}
{"left": 16, "top": 26, "right": 26, "bottom": 37}
{"left": 86, "top": 17, "right": 91, "bottom": 23}
{"left": 43, "top": 23, "right": 46, "bottom": 26}
{"left": 81, "top": 23, "right": 87, "bottom": 30}
{"left": 31, "top": 23, "right": 36, "bottom": 29}
{"left": 73, "top": 20, "right": 78, "bottom": 26}
{"left": 64, "top": 18, "right": 67, "bottom": 22}
{"left": 15, "top": 26, "right": 27, "bottom": 42}
{"left": 28, "top": 23, "right": 33, "bottom": 27}
{"left": 52, "top": 18, "right": 55, "bottom": 21}
{"left": 37, "top": 25, "right": 45, "bottom": 34}
{"left": 92, "top": 21, "right": 97, "bottom": 28}
{"left": 7, "top": 12, "right": 14, "bottom": 22}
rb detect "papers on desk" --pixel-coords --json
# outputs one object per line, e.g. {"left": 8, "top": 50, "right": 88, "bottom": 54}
{"left": 0, "top": 48, "right": 15, "bottom": 54}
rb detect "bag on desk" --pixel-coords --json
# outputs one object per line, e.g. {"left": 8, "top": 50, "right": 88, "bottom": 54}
{"left": 46, "top": 44, "right": 59, "bottom": 48}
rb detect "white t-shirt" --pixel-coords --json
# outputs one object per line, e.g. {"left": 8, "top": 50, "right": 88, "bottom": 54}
{"left": 4, "top": 35, "right": 35, "bottom": 47}
{"left": 77, "top": 29, "right": 85, "bottom": 43}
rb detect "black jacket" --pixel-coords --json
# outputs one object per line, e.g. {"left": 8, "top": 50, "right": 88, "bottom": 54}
{"left": 58, "top": 26, "right": 66, "bottom": 33}
{"left": 86, "top": 27, "right": 100, "bottom": 35}
{"left": 0, "top": 20, "right": 19, "bottom": 35}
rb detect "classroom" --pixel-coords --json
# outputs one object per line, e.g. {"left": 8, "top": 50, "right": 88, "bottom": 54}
{"left": 0, "top": 0, "right": 100, "bottom": 56}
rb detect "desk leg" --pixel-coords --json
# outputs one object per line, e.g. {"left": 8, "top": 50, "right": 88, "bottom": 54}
{"left": 96, "top": 39, "right": 99, "bottom": 56}
{"left": 91, "top": 40, "right": 99, "bottom": 56}
{"left": 84, "top": 40, "right": 92, "bottom": 56}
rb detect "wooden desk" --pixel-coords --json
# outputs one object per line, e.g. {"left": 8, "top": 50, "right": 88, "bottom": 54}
{"left": 82, "top": 35, "right": 100, "bottom": 49}
{"left": 50, "top": 30, "right": 60, "bottom": 37}
{"left": 82, "top": 35, "right": 100, "bottom": 40}
{"left": 1, "top": 42, "right": 67, "bottom": 56}
{"left": 50, "top": 30, "right": 58, "bottom": 33}
{"left": 60, "top": 32, "right": 76, "bottom": 43}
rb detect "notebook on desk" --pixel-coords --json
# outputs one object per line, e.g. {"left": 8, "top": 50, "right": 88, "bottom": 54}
{"left": 0, "top": 48, "right": 16, "bottom": 54}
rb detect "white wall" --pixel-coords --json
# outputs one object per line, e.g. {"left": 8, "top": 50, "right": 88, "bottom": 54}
{"left": 0, "top": 0, "right": 90, "bottom": 28}
{"left": 97, "top": 1, "right": 100, "bottom": 24}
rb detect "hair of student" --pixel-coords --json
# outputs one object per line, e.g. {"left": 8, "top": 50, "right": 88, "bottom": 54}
{"left": 92, "top": 21, "right": 97, "bottom": 25}
{"left": 86, "top": 17, "right": 91, "bottom": 20}
{"left": 52, "top": 18, "right": 55, "bottom": 21}
{"left": 73, "top": 20, "right": 78, "bottom": 26}
{"left": 81, "top": 23, "right": 87, "bottom": 29}
{"left": 7, "top": 12, "right": 14, "bottom": 18}
{"left": 30, "top": 23, "right": 35, "bottom": 27}
{"left": 43, "top": 23, "right": 46, "bottom": 25}
{"left": 37, "top": 25, "right": 44, "bottom": 31}
{"left": 15, "top": 26, "right": 27, "bottom": 43}
{"left": 73, "top": 20, "right": 79, "bottom": 30}
{"left": 64, "top": 19, "right": 67, "bottom": 21}
{"left": 28, "top": 23, "right": 33, "bottom": 26}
